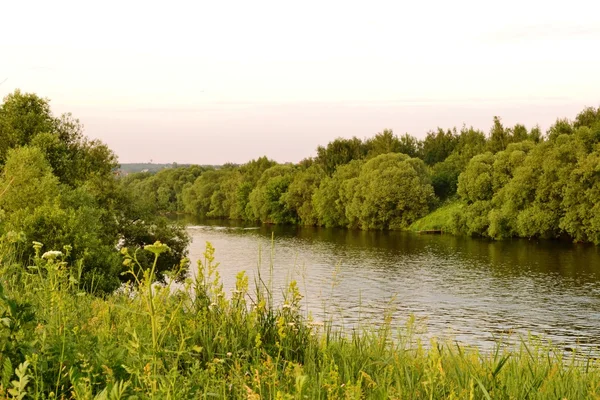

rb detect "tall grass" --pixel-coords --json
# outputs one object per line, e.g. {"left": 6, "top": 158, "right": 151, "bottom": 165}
{"left": 0, "top": 240, "right": 599, "bottom": 399}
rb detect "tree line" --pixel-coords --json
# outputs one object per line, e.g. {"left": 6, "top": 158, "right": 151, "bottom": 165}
{"left": 123, "top": 105, "right": 600, "bottom": 244}
{"left": 2, "top": 87, "right": 597, "bottom": 296}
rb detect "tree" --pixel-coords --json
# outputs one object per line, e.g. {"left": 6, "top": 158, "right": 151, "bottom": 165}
{"left": 282, "top": 164, "right": 325, "bottom": 225}
{"left": 430, "top": 156, "right": 462, "bottom": 200}
{"left": 573, "top": 106, "right": 600, "bottom": 129}
{"left": 0, "top": 90, "right": 190, "bottom": 292}
{"left": 558, "top": 127, "right": 600, "bottom": 243}
{"left": 455, "top": 126, "right": 487, "bottom": 158}
{"left": 0, "top": 146, "right": 59, "bottom": 212}
{"left": 547, "top": 118, "right": 574, "bottom": 141}
{"left": 316, "top": 137, "right": 368, "bottom": 175}
{"left": 0, "top": 147, "right": 123, "bottom": 291}
{"left": 365, "top": 129, "right": 421, "bottom": 159}
{"left": 345, "top": 153, "right": 434, "bottom": 230}
{"left": 236, "top": 157, "right": 277, "bottom": 219}
{"left": 247, "top": 165, "right": 297, "bottom": 224}
{"left": 457, "top": 152, "right": 495, "bottom": 203}
{"left": 365, "top": 129, "right": 398, "bottom": 157}
{"left": 428, "top": 127, "right": 487, "bottom": 200}
{"left": 511, "top": 124, "right": 529, "bottom": 143}
{"left": 312, "top": 160, "right": 362, "bottom": 228}
{"left": 397, "top": 133, "right": 422, "bottom": 158}
{"left": 487, "top": 116, "right": 510, "bottom": 153}
{"left": 0, "top": 90, "right": 55, "bottom": 164}
{"left": 0, "top": 91, "right": 118, "bottom": 187}
{"left": 420, "top": 128, "right": 458, "bottom": 165}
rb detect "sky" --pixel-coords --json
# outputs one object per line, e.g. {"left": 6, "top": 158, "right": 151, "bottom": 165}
{"left": 1, "top": 0, "right": 599, "bottom": 164}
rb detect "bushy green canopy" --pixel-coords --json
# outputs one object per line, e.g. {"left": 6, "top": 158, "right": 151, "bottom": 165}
{"left": 0, "top": 91, "right": 189, "bottom": 292}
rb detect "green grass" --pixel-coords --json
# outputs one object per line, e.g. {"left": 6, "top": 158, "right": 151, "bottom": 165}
{"left": 0, "top": 240, "right": 599, "bottom": 399}
{"left": 410, "top": 200, "right": 464, "bottom": 233}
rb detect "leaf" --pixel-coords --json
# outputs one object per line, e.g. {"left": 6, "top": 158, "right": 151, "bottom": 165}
{"left": 474, "top": 376, "right": 492, "bottom": 400}
{"left": 1, "top": 358, "right": 12, "bottom": 389}
{"left": 192, "top": 345, "right": 203, "bottom": 353}
{"left": 492, "top": 355, "right": 510, "bottom": 378}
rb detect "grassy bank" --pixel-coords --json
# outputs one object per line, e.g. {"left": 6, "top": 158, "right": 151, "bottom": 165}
{"left": 409, "top": 201, "right": 463, "bottom": 233}
{"left": 1, "top": 242, "right": 599, "bottom": 399}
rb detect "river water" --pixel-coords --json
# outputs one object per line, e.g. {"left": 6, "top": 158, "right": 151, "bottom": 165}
{"left": 179, "top": 217, "right": 600, "bottom": 352}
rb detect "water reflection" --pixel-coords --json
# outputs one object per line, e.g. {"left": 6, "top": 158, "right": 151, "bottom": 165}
{"left": 176, "top": 216, "right": 600, "bottom": 351}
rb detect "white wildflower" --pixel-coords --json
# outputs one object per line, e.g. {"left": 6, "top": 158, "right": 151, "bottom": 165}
{"left": 42, "top": 250, "right": 63, "bottom": 260}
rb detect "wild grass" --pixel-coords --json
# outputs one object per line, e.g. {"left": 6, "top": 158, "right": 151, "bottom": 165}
{"left": 0, "top": 240, "right": 599, "bottom": 399}
{"left": 410, "top": 201, "right": 463, "bottom": 233}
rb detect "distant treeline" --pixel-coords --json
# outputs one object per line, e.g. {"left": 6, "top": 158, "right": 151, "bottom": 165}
{"left": 122, "top": 107, "right": 600, "bottom": 243}
{"left": 119, "top": 163, "right": 219, "bottom": 174}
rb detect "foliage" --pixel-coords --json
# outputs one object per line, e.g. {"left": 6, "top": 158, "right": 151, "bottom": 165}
{"left": 316, "top": 137, "right": 368, "bottom": 175}
{"left": 0, "top": 243, "right": 599, "bottom": 399}
{"left": 428, "top": 127, "right": 488, "bottom": 200}
{"left": 486, "top": 117, "right": 542, "bottom": 154}
{"left": 247, "top": 165, "right": 297, "bottom": 224}
{"left": 312, "top": 160, "right": 362, "bottom": 228}
{"left": 228, "top": 157, "right": 276, "bottom": 220}
{"left": 282, "top": 164, "right": 326, "bottom": 225}
{"left": 0, "top": 90, "right": 55, "bottom": 165}
{"left": 365, "top": 129, "right": 421, "bottom": 159}
{"left": 345, "top": 153, "right": 435, "bottom": 230}
{"left": 117, "top": 102, "right": 600, "bottom": 245}
{"left": 453, "top": 127, "right": 600, "bottom": 242}
{"left": 0, "top": 90, "right": 189, "bottom": 292}
{"left": 420, "top": 128, "right": 458, "bottom": 165}
{"left": 122, "top": 165, "right": 205, "bottom": 213}
{"left": 182, "top": 169, "right": 232, "bottom": 217}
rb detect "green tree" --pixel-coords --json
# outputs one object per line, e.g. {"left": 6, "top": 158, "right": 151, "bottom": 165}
{"left": 235, "top": 157, "right": 278, "bottom": 220}
{"left": 430, "top": 157, "right": 462, "bottom": 200}
{"left": 0, "top": 147, "right": 123, "bottom": 292}
{"left": 573, "top": 106, "right": 600, "bottom": 129}
{"left": 282, "top": 164, "right": 325, "bottom": 225}
{"left": 558, "top": 127, "right": 600, "bottom": 243}
{"left": 182, "top": 169, "right": 222, "bottom": 216}
{"left": 365, "top": 129, "right": 421, "bottom": 159}
{"left": 487, "top": 116, "right": 510, "bottom": 153}
{"left": 312, "top": 160, "right": 362, "bottom": 228}
{"left": 247, "top": 165, "right": 297, "bottom": 224}
{"left": 420, "top": 128, "right": 458, "bottom": 165}
{"left": 0, "top": 91, "right": 190, "bottom": 291}
{"left": 457, "top": 152, "right": 495, "bottom": 203}
{"left": 429, "top": 127, "right": 487, "bottom": 200}
{"left": 0, "top": 90, "right": 55, "bottom": 164}
{"left": 547, "top": 118, "right": 574, "bottom": 141}
{"left": 345, "top": 153, "right": 434, "bottom": 230}
{"left": 316, "top": 137, "right": 368, "bottom": 175}
{"left": 397, "top": 133, "right": 422, "bottom": 158}
{"left": 0, "top": 146, "right": 59, "bottom": 212}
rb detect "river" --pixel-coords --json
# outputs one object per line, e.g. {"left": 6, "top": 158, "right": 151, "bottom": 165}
{"left": 177, "top": 217, "right": 600, "bottom": 352}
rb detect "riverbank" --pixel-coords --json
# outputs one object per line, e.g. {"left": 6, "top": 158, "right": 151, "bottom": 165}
{"left": 408, "top": 200, "right": 463, "bottom": 233}
{"left": 1, "top": 242, "right": 599, "bottom": 399}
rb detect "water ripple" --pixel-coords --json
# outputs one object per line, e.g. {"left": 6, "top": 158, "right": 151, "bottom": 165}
{"left": 186, "top": 222, "right": 600, "bottom": 352}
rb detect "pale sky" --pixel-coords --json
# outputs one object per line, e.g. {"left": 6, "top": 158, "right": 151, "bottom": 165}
{"left": 1, "top": 0, "right": 599, "bottom": 164}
